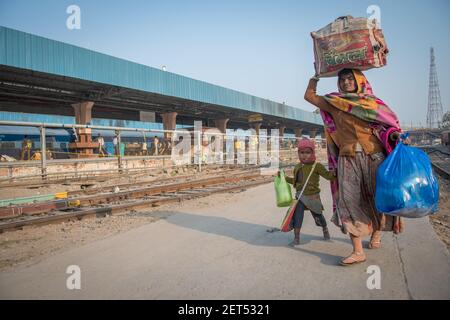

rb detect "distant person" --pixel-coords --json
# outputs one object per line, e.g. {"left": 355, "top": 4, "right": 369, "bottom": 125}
{"left": 278, "top": 138, "right": 336, "bottom": 246}
{"left": 141, "top": 140, "right": 148, "bottom": 156}
{"left": 69, "top": 128, "right": 78, "bottom": 143}
{"left": 30, "top": 151, "right": 41, "bottom": 161}
{"left": 249, "top": 135, "right": 258, "bottom": 149}
{"left": 174, "top": 136, "right": 184, "bottom": 157}
{"left": 113, "top": 132, "right": 119, "bottom": 156}
{"left": 30, "top": 150, "right": 52, "bottom": 160}
{"left": 201, "top": 136, "right": 211, "bottom": 164}
{"left": 96, "top": 133, "right": 105, "bottom": 156}
{"left": 153, "top": 136, "right": 160, "bottom": 156}
{"left": 234, "top": 139, "right": 242, "bottom": 161}
{"left": 20, "top": 135, "right": 32, "bottom": 160}
{"left": 209, "top": 135, "right": 223, "bottom": 163}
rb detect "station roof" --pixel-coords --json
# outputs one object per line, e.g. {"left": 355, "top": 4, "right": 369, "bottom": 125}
{"left": 0, "top": 26, "right": 323, "bottom": 132}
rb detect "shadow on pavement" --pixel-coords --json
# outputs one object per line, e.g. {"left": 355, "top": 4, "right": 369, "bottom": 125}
{"left": 156, "top": 210, "right": 350, "bottom": 266}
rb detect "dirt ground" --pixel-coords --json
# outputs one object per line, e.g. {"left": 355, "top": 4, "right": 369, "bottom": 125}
{"left": 0, "top": 166, "right": 211, "bottom": 201}
{"left": 429, "top": 176, "right": 450, "bottom": 252}
{"left": 0, "top": 186, "right": 245, "bottom": 272}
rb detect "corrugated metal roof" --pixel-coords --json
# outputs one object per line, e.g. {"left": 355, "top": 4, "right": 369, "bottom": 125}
{"left": 0, "top": 111, "right": 190, "bottom": 130}
{"left": 0, "top": 26, "right": 322, "bottom": 126}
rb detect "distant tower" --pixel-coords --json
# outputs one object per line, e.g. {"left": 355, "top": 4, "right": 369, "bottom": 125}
{"left": 426, "top": 47, "right": 444, "bottom": 128}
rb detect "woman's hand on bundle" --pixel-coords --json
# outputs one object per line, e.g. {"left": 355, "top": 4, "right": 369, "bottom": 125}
{"left": 311, "top": 73, "right": 320, "bottom": 81}
{"left": 391, "top": 131, "right": 411, "bottom": 145}
{"left": 401, "top": 131, "right": 411, "bottom": 145}
{"left": 390, "top": 131, "right": 400, "bottom": 141}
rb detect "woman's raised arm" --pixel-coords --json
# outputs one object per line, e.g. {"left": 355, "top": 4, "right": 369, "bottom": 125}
{"left": 304, "top": 77, "right": 334, "bottom": 113}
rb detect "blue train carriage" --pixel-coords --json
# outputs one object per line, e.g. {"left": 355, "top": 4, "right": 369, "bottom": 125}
{"left": 0, "top": 125, "right": 169, "bottom": 160}
{"left": 0, "top": 125, "right": 71, "bottom": 160}
{"left": 95, "top": 130, "right": 168, "bottom": 156}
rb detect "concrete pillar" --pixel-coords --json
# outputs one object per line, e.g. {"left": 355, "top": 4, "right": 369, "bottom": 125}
{"left": 278, "top": 126, "right": 286, "bottom": 137}
{"left": 309, "top": 129, "right": 317, "bottom": 140}
{"left": 278, "top": 126, "right": 286, "bottom": 149}
{"left": 161, "top": 112, "right": 177, "bottom": 139}
{"left": 251, "top": 122, "right": 262, "bottom": 136}
{"left": 69, "top": 101, "right": 97, "bottom": 158}
{"left": 248, "top": 122, "right": 263, "bottom": 164}
{"left": 214, "top": 118, "right": 229, "bottom": 134}
{"left": 72, "top": 101, "right": 94, "bottom": 124}
{"left": 294, "top": 128, "right": 303, "bottom": 139}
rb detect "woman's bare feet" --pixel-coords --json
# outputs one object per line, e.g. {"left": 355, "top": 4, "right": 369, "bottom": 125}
{"left": 340, "top": 251, "right": 367, "bottom": 266}
{"left": 369, "top": 231, "right": 382, "bottom": 249}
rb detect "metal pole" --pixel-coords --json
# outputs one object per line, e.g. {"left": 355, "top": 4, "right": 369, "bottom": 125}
{"left": 198, "top": 130, "right": 202, "bottom": 173}
{"left": 117, "top": 131, "right": 123, "bottom": 173}
{"left": 0, "top": 120, "right": 189, "bottom": 135}
{"left": 0, "top": 120, "right": 290, "bottom": 139}
{"left": 40, "top": 126, "right": 47, "bottom": 180}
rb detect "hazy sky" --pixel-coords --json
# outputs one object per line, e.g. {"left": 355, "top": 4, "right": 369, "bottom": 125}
{"left": 1, "top": 0, "right": 449, "bottom": 127}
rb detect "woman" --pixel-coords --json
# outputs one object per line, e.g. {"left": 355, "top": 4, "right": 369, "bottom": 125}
{"left": 304, "top": 68, "right": 404, "bottom": 266}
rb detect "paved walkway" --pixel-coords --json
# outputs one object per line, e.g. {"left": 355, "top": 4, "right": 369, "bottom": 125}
{"left": 1, "top": 179, "right": 449, "bottom": 299}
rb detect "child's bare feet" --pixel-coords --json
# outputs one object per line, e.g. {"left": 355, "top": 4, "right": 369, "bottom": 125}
{"left": 289, "top": 237, "right": 300, "bottom": 246}
{"left": 323, "top": 227, "right": 331, "bottom": 240}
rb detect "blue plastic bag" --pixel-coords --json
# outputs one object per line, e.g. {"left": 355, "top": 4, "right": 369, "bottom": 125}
{"left": 375, "top": 135, "right": 439, "bottom": 218}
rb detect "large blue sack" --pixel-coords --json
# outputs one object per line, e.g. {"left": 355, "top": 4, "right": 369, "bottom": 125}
{"left": 375, "top": 137, "right": 439, "bottom": 218}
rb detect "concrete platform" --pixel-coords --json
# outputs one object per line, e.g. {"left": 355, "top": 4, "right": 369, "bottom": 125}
{"left": 0, "top": 179, "right": 449, "bottom": 299}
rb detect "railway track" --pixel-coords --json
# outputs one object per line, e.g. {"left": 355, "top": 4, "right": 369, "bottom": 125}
{"left": 0, "top": 164, "right": 255, "bottom": 189}
{"left": 66, "top": 164, "right": 280, "bottom": 196}
{"left": 423, "top": 146, "right": 450, "bottom": 179}
{"left": 0, "top": 168, "right": 285, "bottom": 233}
{"left": 0, "top": 151, "right": 299, "bottom": 188}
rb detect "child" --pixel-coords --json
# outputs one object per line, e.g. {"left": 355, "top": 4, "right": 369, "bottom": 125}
{"left": 281, "top": 138, "right": 336, "bottom": 245}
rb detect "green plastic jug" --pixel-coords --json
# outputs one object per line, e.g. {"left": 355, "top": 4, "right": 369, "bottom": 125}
{"left": 274, "top": 170, "right": 293, "bottom": 207}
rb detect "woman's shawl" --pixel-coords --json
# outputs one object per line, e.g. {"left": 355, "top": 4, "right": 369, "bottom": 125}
{"left": 319, "top": 69, "right": 402, "bottom": 234}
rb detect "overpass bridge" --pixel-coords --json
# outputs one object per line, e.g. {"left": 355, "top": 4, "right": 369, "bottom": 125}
{"left": 0, "top": 26, "right": 323, "bottom": 152}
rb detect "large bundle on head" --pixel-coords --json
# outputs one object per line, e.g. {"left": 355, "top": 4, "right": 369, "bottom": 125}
{"left": 311, "top": 16, "right": 388, "bottom": 77}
